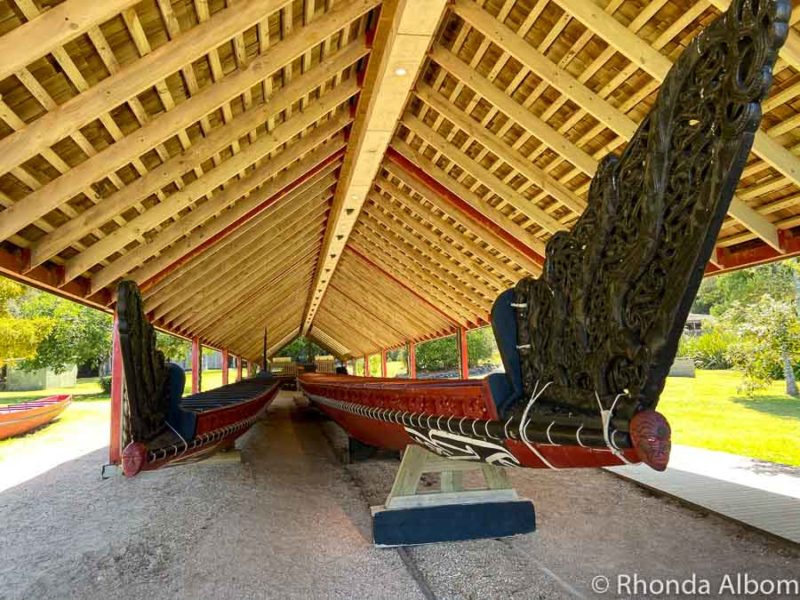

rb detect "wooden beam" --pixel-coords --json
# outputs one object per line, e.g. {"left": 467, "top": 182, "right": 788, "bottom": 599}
{"left": 388, "top": 142, "right": 544, "bottom": 270}
{"left": 0, "top": 0, "right": 139, "bottom": 82}
{"left": 382, "top": 152, "right": 541, "bottom": 274}
{"left": 0, "top": 9, "right": 373, "bottom": 243}
{"left": 347, "top": 245, "right": 460, "bottom": 328}
{"left": 351, "top": 230, "right": 483, "bottom": 324}
{"left": 28, "top": 46, "right": 365, "bottom": 267}
{"left": 402, "top": 115, "right": 562, "bottom": 238}
{"left": 221, "top": 348, "right": 229, "bottom": 385}
{"left": 408, "top": 341, "right": 417, "bottom": 378}
{"left": 157, "top": 216, "right": 327, "bottom": 325}
{"left": 539, "top": 0, "right": 786, "bottom": 250}
{"left": 128, "top": 139, "right": 346, "bottom": 294}
{"left": 458, "top": 326, "right": 469, "bottom": 380}
{"left": 374, "top": 175, "right": 520, "bottom": 283}
{"left": 141, "top": 177, "right": 335, "bottom": 308}
{"left": 429, "top": 47, "right": 597, "bottom": 177}
{"left": 0, "top": 246, "right": 111, "bottom": 310}
{"left": 63, "top": 102, "right": 353, "bottom": 284}
{"left": 0, "top": 0, "right": 378, "bottom": 177}
{"left": 143, "top": 180, "right": 335, "bottom": 310}
{"left": 303, "top": 0, "right": 449, "bottom": 335}
{"left": 109, "top": 312, "right": 124, "bottom": 465}
{"left": 414, "top": 84, "right": 586, "bottom": 216}
{"left": 191, "top": 336, "right": 201, "bottom": 394}
{"left": 455, "top": 0, "right": 784, "bottom": 252}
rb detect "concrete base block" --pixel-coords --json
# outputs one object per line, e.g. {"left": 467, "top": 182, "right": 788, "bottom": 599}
{"left": 371, "top": 499, "right": 535, "bottom": 547}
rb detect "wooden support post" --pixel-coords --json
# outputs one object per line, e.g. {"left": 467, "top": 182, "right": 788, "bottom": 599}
{"left": 364, "top": 354, "right": 370, "bottom": 377}
{"left": 221, "top": 348, "right": 229, "bottom": 385}
{"left": 236, "top": 356, "right": 243, "bottom": 382}
{"left": 371, "top": 445, "right": 535, "bottom": 546}
{"left": 459, "top": 327, "right": 469, "bottom": 380}
{"left": 109, "top": 312, "right": 124, "bottom": 465}
{"left": 408, "top": 342, "right": 417, "bottom": 379}
{"left": 381, "top": 349, "right": 387, "bottom": 378}
{"left": 192, "top": 336, "right": 201, "bottom": 394}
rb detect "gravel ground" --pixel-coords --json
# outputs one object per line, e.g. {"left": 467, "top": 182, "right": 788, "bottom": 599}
{"left": 0, "top": 391, "right": 797, "bottom": 600}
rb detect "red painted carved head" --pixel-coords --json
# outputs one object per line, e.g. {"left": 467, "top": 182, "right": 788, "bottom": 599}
{"left": 630, "top": 410, "right": 671, "bottom": 472}
{"left": 122, "top": 442, "right": 147, "bottom": 477}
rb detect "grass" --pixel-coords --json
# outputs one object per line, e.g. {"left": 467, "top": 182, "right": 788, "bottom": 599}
{"left": 659, "top": 370, "right": 800, "bottom": 467}
{"left": 183, "top": 368, "right": 239, "bottom": 394}
{"left": 0, "top": 369, "right": 797, "bottom": 468}
{"left": 0, "top": 378, "right": 107, "bottom": 405}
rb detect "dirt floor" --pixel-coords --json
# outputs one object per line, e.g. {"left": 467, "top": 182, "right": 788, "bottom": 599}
{"left": 1, "top": 392, "right": 798, "bottom": 600}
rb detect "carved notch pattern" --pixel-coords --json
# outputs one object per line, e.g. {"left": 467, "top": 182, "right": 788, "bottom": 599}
{"left": 117, "top": 280, "right": 169, "bottom": 442}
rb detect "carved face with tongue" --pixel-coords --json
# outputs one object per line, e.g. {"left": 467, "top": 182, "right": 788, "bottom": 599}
{"left": 629, "top": 410, "right": 672, "bottom": 471}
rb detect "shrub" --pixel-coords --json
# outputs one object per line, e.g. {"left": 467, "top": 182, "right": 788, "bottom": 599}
{"left": 99, "top": 376, "right": 112, "bottom": 395}
{"left": 678, "top": 326, "right": 735, "bottom": 370}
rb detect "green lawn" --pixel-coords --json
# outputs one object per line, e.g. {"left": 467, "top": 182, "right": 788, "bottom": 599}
{"left": 183, "top": 368, "right": 239, "bottom": 394}
{"left": 0, "top": 378, "right": 107, "bottom": 405}
{"left": 659, "top": 370, "right": 800, "bottom": 467}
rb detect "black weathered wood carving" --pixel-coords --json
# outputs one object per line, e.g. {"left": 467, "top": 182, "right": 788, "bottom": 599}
{"left": 514, "top": 0, "right": 790, "bottom": 418}
{"left": 117, "top": 280, "right": 169, "bottom": 442}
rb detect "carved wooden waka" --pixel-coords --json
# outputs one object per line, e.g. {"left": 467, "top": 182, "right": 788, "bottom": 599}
{"left": 117, "top": 281, "right": 279, "bottom": 476}
{"left": 300, "top": 0, "right": 790, "bottom": 471}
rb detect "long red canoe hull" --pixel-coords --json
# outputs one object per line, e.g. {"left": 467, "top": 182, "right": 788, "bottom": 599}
{"left": 299, "top": 374, "right": 641, "bottom": 469}
{"left": 0, "top": 395, "right": 72, "bottom": 440}
{"left": 122, "top": 383, "right": 279, "bottom": 476}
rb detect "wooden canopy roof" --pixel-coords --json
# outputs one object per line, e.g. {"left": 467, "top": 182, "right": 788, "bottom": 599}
{"left": 1, "top": 0, "right": 800, "bottom": 361}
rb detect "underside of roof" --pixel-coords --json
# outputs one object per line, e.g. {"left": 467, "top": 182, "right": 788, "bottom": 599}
{"left": 1, "top": 0, "right": 800, "bottom": 361}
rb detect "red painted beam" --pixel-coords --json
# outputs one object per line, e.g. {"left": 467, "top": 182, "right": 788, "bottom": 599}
{"left": 109, "top": 312, "right": 124, "bottom": 465}
{"left": 140, "top": 148, "right": 345, "bottom": 293}
{"left": 408, "top": 341, "right": 417, "bottom": 379}
{"left": 221, "top": 348, "right": 229, "bottom": 386}
{"left": 346, "top": 245, "right": 464, "bottom": 327}
{"left": 713, "top": 228, "right": 800, "bottom": 275}
{"left": 364, "top": 354, "right": 370, "bottom": 377}
{"left": 381, "top": 349, "right": 387, "bottom": 378}
{"left": 191, "top": 337, "right": 201, "bottom": 394}
{"left": 459, "top": 326, "right": 469, "bottom": 380}
{"left": 0, "top": 246, "right": 111, "bottom": 310}
{"left": 385, "top": 148, "right": 545, "bottom": 266}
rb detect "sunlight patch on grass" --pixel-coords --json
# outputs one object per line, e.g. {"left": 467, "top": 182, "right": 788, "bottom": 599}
{"left": 659, "top": 370, "right": 800, "bottom": 467}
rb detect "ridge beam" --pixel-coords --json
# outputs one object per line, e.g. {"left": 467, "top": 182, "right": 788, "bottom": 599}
{"left": 301, "top": 0, "right": 449, "bottom": 335}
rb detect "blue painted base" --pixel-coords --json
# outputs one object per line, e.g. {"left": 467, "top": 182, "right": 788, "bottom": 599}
{"left": 372, "top": 500, "right": 536, "bottom": 547}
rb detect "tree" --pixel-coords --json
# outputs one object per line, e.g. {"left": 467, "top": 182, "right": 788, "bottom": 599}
{"left": 0, "top": 279, "right": 54, "bottom": 367}
{"left": 415, "top": 336, "right": 458, "bottom": 372}
{"left": 274, "top": 336, "right": 325, "bottom": 362}
{"left": 466, "top": 327, "right": 497, "bottom": 367}
{"left": 694, "top": 260, "right": 797, "bottom": 315}
{"left": 156, "top": 331, "right": 189, "bottom": 362}
{"left": 17, "top": 291, "right": 112, "bottom": 373}
{"left": 721, "top": 295, "right": 800, "bottom": 397}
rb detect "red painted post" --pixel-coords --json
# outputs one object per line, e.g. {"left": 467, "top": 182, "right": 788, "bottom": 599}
{"left": 459, "top": 327, "right": 469, "bottom": 379}
{"left": 191, "top": 336, "right": 201, "bottom": 394}
{"left": 109, "top": 312, "right": 124, "bottom": 464}
{"left": 408, "top": 342, "right": 417, "bottom": 379}
{"left": 381, "top": 349, "right": 387, "bottom": 378}
{"left": 364, "top": 355, "right": 370, "bottom": 377}
{"left": 221, "top": 348, "right": 229, "bottom": 385}
{"left": 236, "top": 356, "right": 243, "bottom": 382}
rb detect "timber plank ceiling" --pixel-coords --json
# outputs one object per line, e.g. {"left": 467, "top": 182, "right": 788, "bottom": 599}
{"left": 1, "top": 0, "right": 800, "bottom": 360}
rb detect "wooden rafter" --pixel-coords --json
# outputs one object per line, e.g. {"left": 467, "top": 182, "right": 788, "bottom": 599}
{"left": 302, "top": 0, "right": 450, "bottom": 335}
